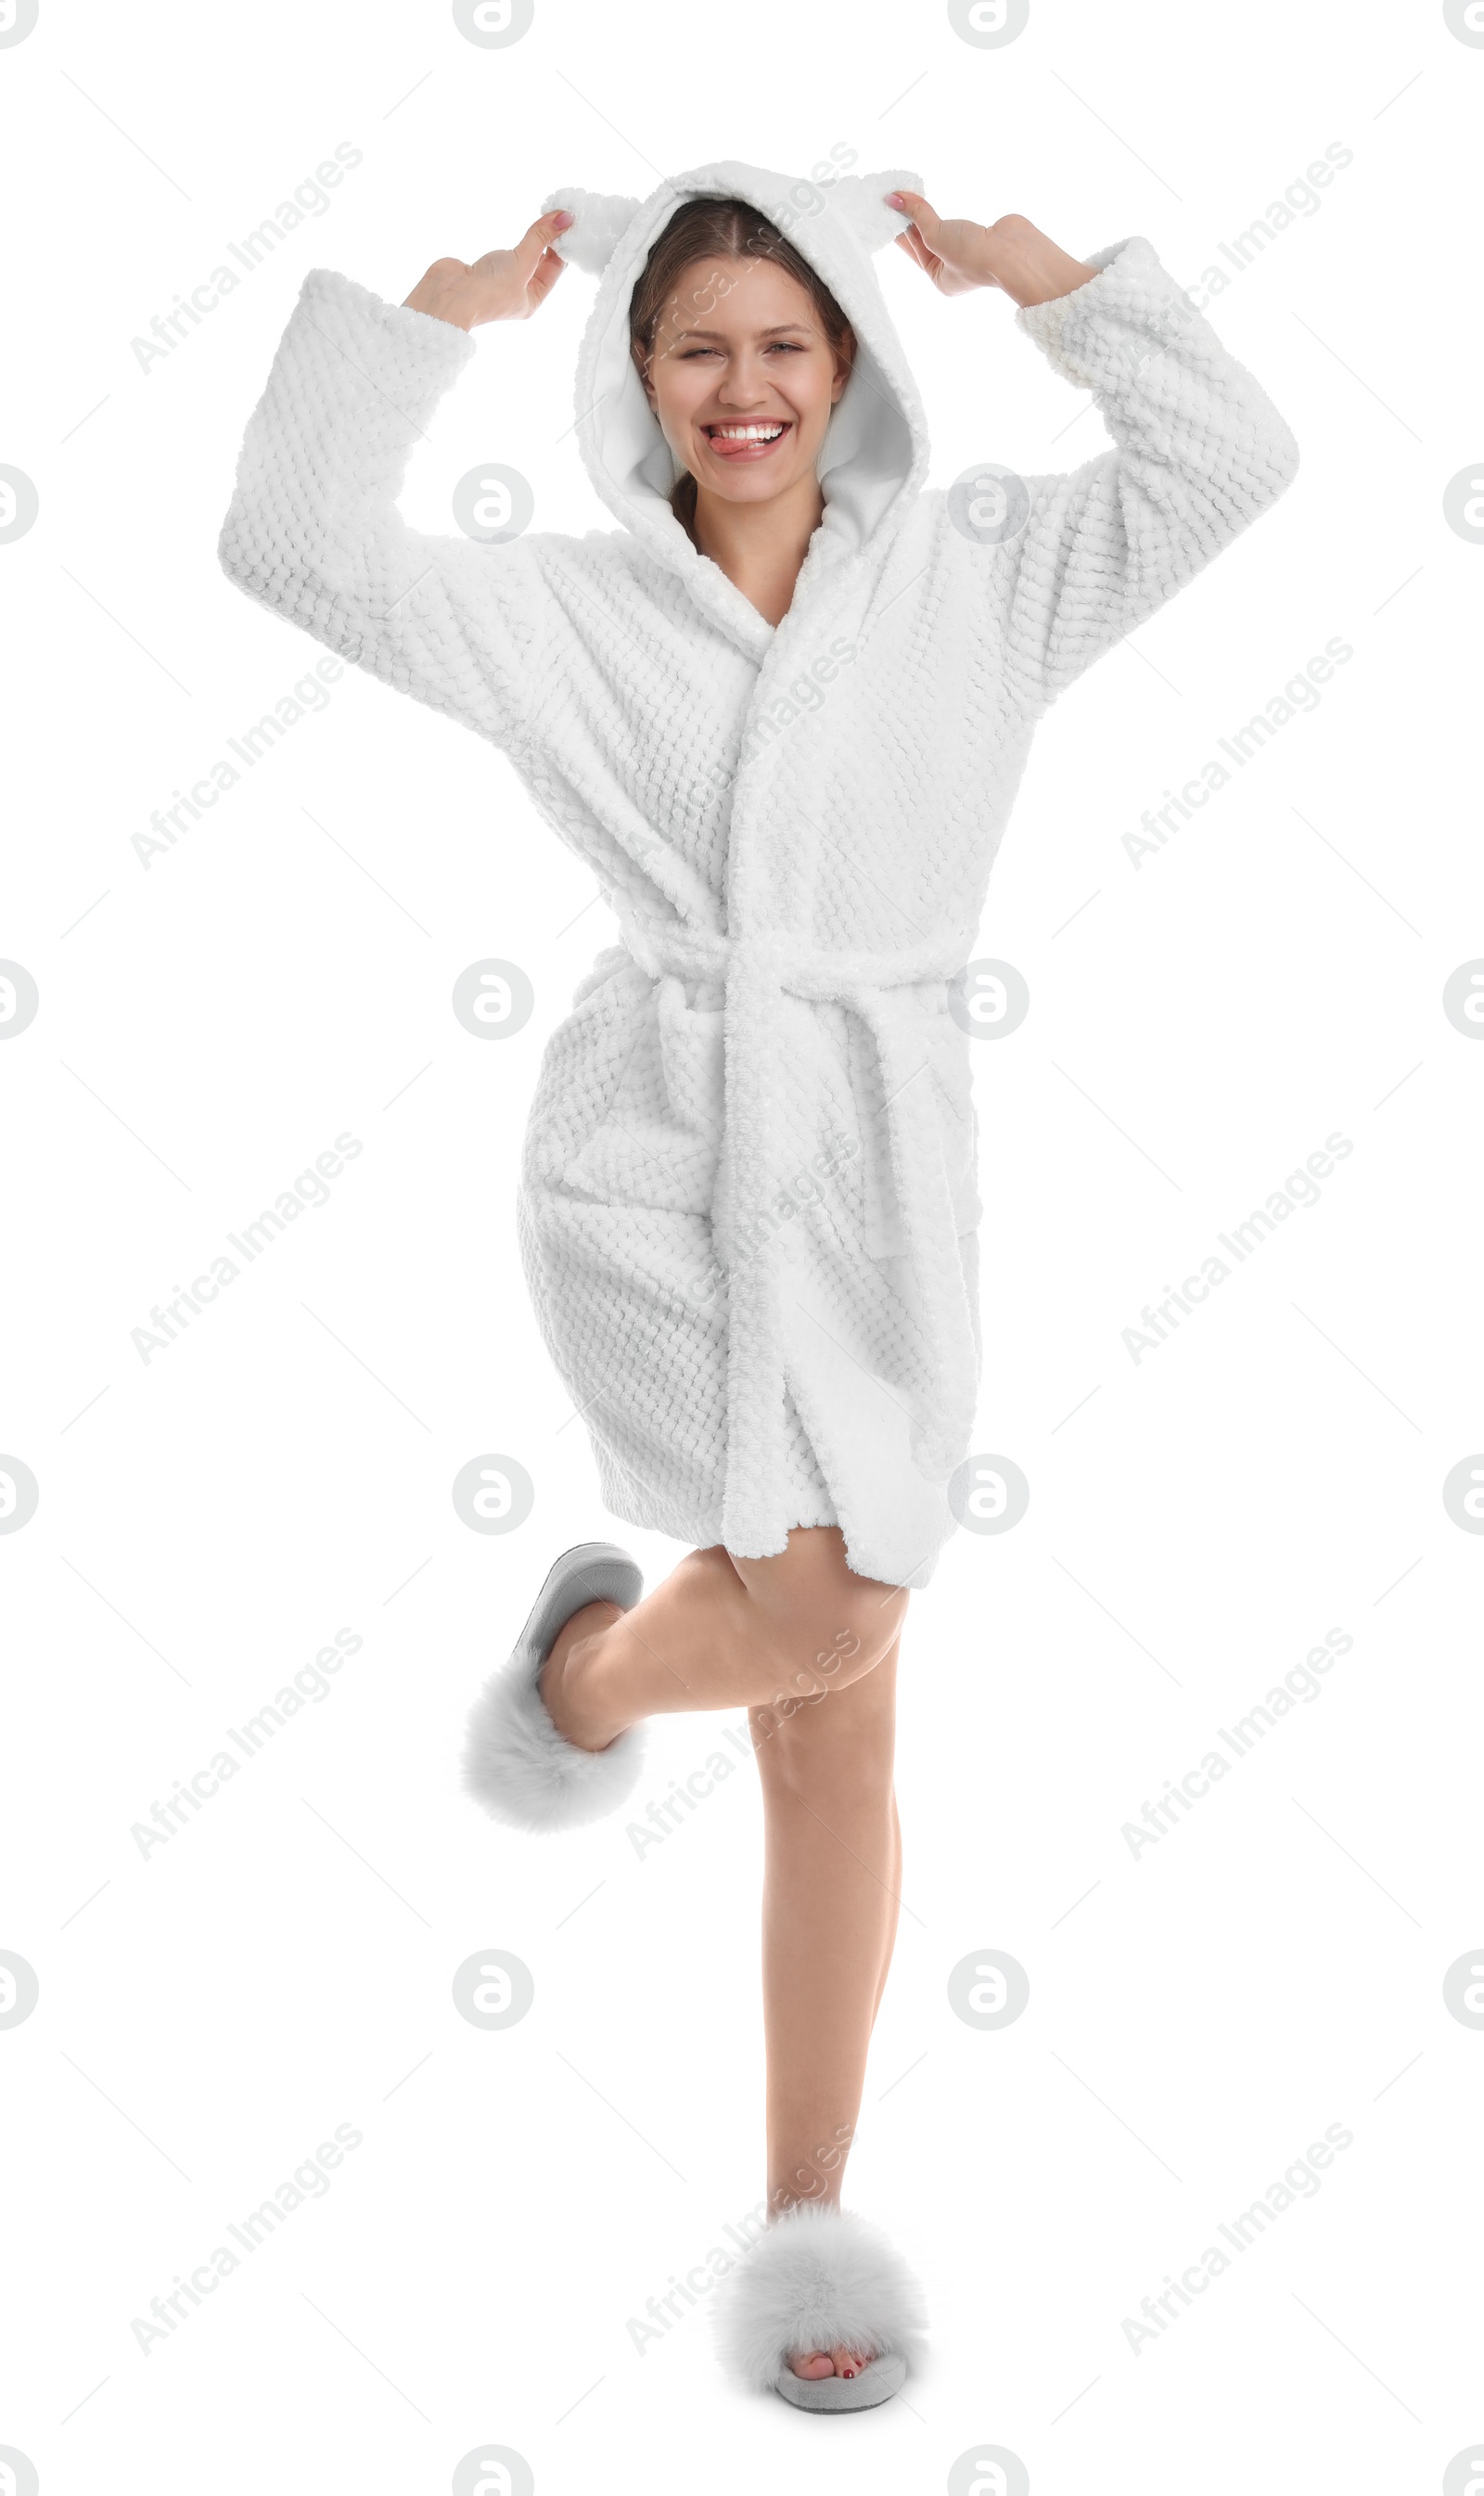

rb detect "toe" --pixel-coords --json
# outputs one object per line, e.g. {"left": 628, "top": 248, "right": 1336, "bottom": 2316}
{"left": 830, "top": 2343, "right": 874, "bottom": 2377}
{"left": 787, "top": 2349, "right": 835, "bottom": 2379}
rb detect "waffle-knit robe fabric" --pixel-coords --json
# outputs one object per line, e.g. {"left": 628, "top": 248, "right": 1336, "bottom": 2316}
{"left": 217, "top": 160, "right": 1298, "bottom": 1589}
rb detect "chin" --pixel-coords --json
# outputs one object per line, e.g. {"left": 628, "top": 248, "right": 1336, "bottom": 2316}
{"left": 711, "top": 471, "right": 804, "bottom": 506}
{"left": 695, "top": 452, "right": 815, "bottom": 506}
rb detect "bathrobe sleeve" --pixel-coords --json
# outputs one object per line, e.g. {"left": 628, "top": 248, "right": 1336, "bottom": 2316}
{"left": 217, "top": 267, "right": 541, "bottom": 750}
{"left": 997, "top": 234, "right": 1299, "bottom": 709}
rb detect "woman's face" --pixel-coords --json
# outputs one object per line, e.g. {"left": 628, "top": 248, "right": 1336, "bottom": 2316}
{"left": 640, "top": 254, "right": 854, "bottom": 508}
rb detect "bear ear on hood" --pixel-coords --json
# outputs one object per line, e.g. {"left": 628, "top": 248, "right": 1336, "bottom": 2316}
{"left": 541, "top": 169, "right": 924, "bottom": 276}
{"left": 542, "top": 186, "right": 644, "bottom": 274}
{"left": 826, "top": 170, "right": 924, "bottom": 254}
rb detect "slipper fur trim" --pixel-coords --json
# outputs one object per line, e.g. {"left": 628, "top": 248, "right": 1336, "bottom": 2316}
{"left": 462, "top": 1543, "right": 646, "bottom": 1833}
{"left": 710, "top": 2204, "right": 928, "bottom": 2393}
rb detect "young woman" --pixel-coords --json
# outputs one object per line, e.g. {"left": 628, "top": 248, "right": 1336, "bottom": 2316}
{"left": 220, "top": 160, "right": 1298, "bottom": 2410}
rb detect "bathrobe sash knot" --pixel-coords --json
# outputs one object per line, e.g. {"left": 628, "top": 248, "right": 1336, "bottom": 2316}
{"left": 612, "top": 904, "right": 979, "bottom": 1559}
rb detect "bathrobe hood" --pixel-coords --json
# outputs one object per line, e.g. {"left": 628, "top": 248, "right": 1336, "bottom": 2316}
{"left": 541, "top": 161, "right": 929, "bottom": 608}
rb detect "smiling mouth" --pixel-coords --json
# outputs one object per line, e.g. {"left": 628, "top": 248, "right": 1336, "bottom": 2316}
{"left": 702, "top": 420, "right": 792, "bottom": 458}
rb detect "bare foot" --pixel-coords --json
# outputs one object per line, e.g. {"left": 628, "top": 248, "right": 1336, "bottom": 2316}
{"left": 788, "top": 2343, "right": 876, "bottom": 2380}
{"left": 538, "top": 1600, "right": 629, "bottom": 1751}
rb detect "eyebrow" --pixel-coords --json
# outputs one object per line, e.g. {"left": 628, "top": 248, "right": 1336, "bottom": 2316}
{"left": 669, "top": 322, "right": 815, "bottom": 341}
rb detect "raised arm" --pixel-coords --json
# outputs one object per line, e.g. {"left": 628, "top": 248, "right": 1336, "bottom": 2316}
{"left": 217, "top": 212, "right": 573, "bottom": 753}
{"left": 889, "top": 197, "right": 1300, "bottom": 710}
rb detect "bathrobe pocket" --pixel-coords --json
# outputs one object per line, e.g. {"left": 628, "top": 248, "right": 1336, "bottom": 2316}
{"left": 559, "top": 973, "right": 724, "bottom": 1216}
{"left": 851, "top": 993, "right": 982, "bottom": 1260}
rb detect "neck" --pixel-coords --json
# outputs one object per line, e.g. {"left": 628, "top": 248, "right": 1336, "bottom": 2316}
{"left": 691, "top": 471, "right": 825, "bottom": 629}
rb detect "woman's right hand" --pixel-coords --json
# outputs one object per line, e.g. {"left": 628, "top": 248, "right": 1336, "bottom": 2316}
{"left": 403, "top": 209, "right": 573, "bottom": 331}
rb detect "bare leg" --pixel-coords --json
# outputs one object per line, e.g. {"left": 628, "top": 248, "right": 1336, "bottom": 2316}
{"left": 540, "top": 1525, "right": 909, "bottom": 1750}
{"left": 753, "top": 1639, "right": 903, "bottom": 2380}
{"left": 537, "top": 1524, "right": 911, "bottom": 2386}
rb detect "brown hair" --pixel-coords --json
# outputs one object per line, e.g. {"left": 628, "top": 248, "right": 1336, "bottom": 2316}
{"left": 628, "top": 196, "right": 855, "bottom": 547}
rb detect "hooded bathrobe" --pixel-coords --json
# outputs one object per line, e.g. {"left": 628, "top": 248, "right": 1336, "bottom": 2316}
{"left": 218, "top": 160, "right": 1298, "bottom": 1590}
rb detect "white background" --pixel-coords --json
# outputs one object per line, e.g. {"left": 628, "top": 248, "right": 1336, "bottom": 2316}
{"left": 2, "top": 1, "right": 1480, "bottom": 2490}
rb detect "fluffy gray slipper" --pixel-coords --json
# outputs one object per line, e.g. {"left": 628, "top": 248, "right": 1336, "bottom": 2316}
{"left": 710, "top": 2204, "right": 928, "bottom": 2413}
{"left": 462, "top": 1542, "right": 646, "bottom": 1833}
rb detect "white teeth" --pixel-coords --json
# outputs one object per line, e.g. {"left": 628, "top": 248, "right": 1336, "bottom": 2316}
{"left": 710, "top": 423, "right": 787, "bottom": 442}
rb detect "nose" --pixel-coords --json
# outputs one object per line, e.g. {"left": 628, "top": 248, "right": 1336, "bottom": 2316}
{"left": 714, "top": 352, "right": 776, "bottom": 411}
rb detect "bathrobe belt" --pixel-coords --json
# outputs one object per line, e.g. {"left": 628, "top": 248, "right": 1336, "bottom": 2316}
{"left": 611, "top": 905, "right": 980, "bottom": 1555}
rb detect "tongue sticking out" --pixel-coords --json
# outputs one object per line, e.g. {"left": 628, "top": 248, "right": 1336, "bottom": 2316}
{"left": 704, "top": 421, "right": 791, "bottom": 460}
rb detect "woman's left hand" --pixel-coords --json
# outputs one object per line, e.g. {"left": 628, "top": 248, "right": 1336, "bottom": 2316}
{"left": 886, "top": 194, "right": 1098, "bottom": 310}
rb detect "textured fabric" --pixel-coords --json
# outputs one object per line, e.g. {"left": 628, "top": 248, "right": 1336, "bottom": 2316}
{"left": 218, "top": 159, "right": 1298, "bottom": 1588}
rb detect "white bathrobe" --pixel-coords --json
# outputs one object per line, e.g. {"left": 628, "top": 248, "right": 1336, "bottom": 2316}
{"left": 218, "top": 160, "right": 1298, "bottom": 1589}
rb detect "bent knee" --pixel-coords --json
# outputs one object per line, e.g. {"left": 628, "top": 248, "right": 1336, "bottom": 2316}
{"left": 753, "top": 1696, "right": 896, "bottom": 1798}
{"left": 753, "top": 1651, "right": 898, "bottom": 1810}
{"left": 807, "top": 1596, "right": 904, "bottom": 1692}
{"left": 729, "top": 1528, "right": 908, "bottom": 1682}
